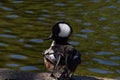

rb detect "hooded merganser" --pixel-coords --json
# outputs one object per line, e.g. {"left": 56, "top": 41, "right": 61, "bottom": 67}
{"left": 43, "top": 22, "right": 81, "bottom": 80}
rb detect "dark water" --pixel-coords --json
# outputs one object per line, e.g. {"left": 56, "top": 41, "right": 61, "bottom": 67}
{"left": 0, "top": 0, "right": 120, "bottom": 79}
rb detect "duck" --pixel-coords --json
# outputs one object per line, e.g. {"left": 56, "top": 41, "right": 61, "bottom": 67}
{"left": 42, "top": 22, "right": 81, "bottom": 80}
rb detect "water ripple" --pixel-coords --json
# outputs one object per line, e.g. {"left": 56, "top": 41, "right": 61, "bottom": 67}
{"left": 9, "top": 54, "right": 28, "bottom": 60}
{"left": 111, "top": 42, "right": 120, "bottom": 46}
{"left": 81, "top": 29, "right": 95, "bottom": 33}
{"left": 20, "top": 66, "right": 39, "bottom": 71}
{"left": 75, "top": 34, "right": 88, "bottom": 38}
{"left": 115, "top": 48, "right": 120, "bottom": 51}
{"left": 75, "top": 3, "right": 83, "bottom": 6}
{"left": 96, "top": 41, "right": 104, "bottom": 44}
{"left": 112, "top": 20, "right": 119, "bottom": 24}
{"left": 118, "top": 0, "right": 120, "bottom": 3}
{"left": 57, "top": 13, "right": 65, "bottom": 17}
{"left": 96, "top": 51, "right": 114, "bottom": 55}
{"left": 0, "top": 42, "right": 9, "bottom": 47}
{"left": 116, "top": 77, "right": 120, "bottom": 80}
{"left": 0, "top": 5, "right": 13, "bottom": 11}
{"left": 93, "top": 58, "right": 119, "bottom": 66}
{"left": 99, "top": 17, "right": 107, "bottom": 21}
{"left": 91, "top": 0, "right": 100, "bottom": 3}
{"left": 30, "top": 38, "right": 44, "bottom": 43}
{"left": 18, "top": 38, "right": 24, "bottom": 42}
{"left": 3, "top": 29, "right": 12, "bottom": 33}
{"left": 83, "top": 22, "right": 92, "bottom": 26}
{"left": 6, "top": 14, "right": 19, "bottom": 19}
{"left": 25, "top": 10, "right": 34, "bottom": 14}
{"left": 24, "top": 44, "right": 33, "bottom": 48}
{"left": 109, "top": 36, "right": 118, "bottom": 39}
{"left": 41, "top": 9, "right": 48, "bottom": 12}
{"left": 27, "top": 24, "right": 33, "bottom": 27}
{"left": 13, "top": 1, "right": 24, "bottom": 4}
{"left": 38, "top": 17, "right": 45, "bottom": 21}
{"left": 106, "top": 5, "right": 117, "bottom": 9}
{"left": 54, "top": 3, "right": 65, "bottom": 7}
{"left": 105, "top": 0, "right": 111, "bottom": 2}
{"left": 6, "top": 63, "right": 19, "bottom": 67}
{"left": 75, "top": 19, "right": 82, "bottom": 22}
{"left": 116, "top": 70, "right": 120, "bottom": 73}
{"left": 69, "top": 41, "right": 79, "bottom": 46}
{"left": 88, "top": 68, "right": 112, "bottom": 74}
{"left": 0, "top": 34, "right": 17, "bottom": 38}
{"left": 42, "top": 14, "right": 51, "bottom": 18}
{"left": 103, "top": 26, "right": 110, "bottom": 30}
{"left": 110, "top": 56, "right": 120, "bottom": 60}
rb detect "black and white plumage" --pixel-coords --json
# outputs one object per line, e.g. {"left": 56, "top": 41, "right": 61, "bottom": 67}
{"left": 46, "top": 22, "right": 73, "bottom": 44}
{"left": 43, "top": 22, "right": 81, "bottom": 80}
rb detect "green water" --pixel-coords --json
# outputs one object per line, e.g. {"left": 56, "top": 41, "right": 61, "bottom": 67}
{"left": 0, "top": 0, "right": 120, "bottom": 79}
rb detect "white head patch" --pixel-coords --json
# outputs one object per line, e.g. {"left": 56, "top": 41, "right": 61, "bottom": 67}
{"left": 58, "top": 23, "right": 71, "bottom": 37}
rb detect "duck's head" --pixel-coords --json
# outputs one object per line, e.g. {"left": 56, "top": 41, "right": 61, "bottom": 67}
{"left": 46, "top": 22, "right": 73, "bottom": 44}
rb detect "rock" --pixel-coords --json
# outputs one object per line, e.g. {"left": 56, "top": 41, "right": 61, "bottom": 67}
{"left": 0, "top": 68, "right": 115, "bottom": 80}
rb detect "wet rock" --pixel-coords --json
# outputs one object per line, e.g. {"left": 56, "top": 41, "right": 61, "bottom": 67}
{"left": 0, "top": 68, "right": 115, "bottom": 80}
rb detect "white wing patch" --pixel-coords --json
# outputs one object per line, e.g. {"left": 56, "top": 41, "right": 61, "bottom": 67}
{"left": 49, "top": 54, "right": 56, "bottom": 60}
{"left": 58, "top": 23, "right": 71, "bottom": 37}
{"left": 44, "top": 49, "right": 56, "bottom": 60}
{"left": 44, "top": 49, "right": 54, "bottom": 55}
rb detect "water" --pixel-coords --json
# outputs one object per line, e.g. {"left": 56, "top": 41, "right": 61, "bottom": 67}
{"left": 0, "top": 0, "right": 120, "bottom": 79}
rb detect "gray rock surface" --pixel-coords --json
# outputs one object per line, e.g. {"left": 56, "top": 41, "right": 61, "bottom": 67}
{"left": 0, "top": 68, "right": 115, "bottom": 80}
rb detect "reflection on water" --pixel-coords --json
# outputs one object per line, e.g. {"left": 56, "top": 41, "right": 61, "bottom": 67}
{"left": 0, "top": 34, "right": 17, "bottom": 38}
{"left": 6, "top": 14, "right": 19, "bottom": 19}
{"left": 93, "top": 58, "right": 119, "bottom": 66}
{"left": 3, "top": 29, "right": 12, "bottom": 33}
{"left": 12, "top": 1, "right": 24, "bottom": 4}
{"left": 110, "top": 36, "right": 118, "bottom": 39}
{"left": 81, "top": 29, "right": 95, "bottom": 33}
{"left": 0, "top": 5, "right": 13, "bottom": 11}
{"left": 0, "top": 42, "right": 9, "bottom": 47}
{"left": 110, "top": 56, "right": 120, "bottom": 60}
{"left": 96, "top": 41, "right": 104, "bottom": 44}
{"left": 0, "top": 0, "right": 120, "bottom": 79}
{"left": 9, "top": 54, "right": 28, "bottom": 60}
{"left": 88, "top": 68, "right": 112, "bottom": 74}
{"left": 75, "top": 34, "right": 88, "bottom": 38}
{"left": 24, "top": 44, "right": 33, "bottom": 48}
{"left": 18, "top": 38, "right": 24, "bottom": 42}
{"left": 25, "top": 10, "right": 34, "bottom": 14}
{"left": 6, "top": 63, "right": 19, "bottom": 67}
{"left": 116, "top": 70, "right": 120, "bottom": 74}
{"left": 99, "top": 17, "right": 107, "bottom": 21}
{"left": 30, "top": 39, "right": 44, "bottom": 43}
{"left": 83, "top": 22, "right": 92, "bottom": 26}
{"left": 69, "top": 41, "right": 79, "bottom": 46}
{"left": 111, "top": 42, "right": 120, "bottom": 46}
{"left": 20, "top": 66, "right": 40, "bottom": 71}
{"left": 96, "top": 51, "right": 114, "bottom": 55}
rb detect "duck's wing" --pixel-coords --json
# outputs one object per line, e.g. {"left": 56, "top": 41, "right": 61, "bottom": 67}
{"left": 65, "top": 46, "right": 81, "bottom": 72}
{"left": 42, "top": 48, "right": 61, "bottom": 65}
{"left": 49, "top": 45, "right": 81, "bottom": 78}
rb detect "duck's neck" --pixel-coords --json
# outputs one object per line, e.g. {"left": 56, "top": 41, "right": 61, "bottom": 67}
{"left": 53, "top": 37, "right": 69, "bottom": 45}
{"left": 51, "top": 40, "right": 68, "bottom": 46}
{"left": 51, "top": 41, "right": 56, "bottom": 46}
